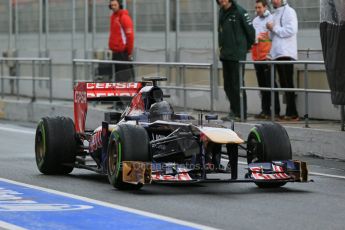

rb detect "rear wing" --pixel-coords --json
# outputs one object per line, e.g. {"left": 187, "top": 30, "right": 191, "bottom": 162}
{"left": 73, "top": 82, "right": 144, "bottom": 133}
{"left": 86, "top": 82, "right": 143, "bottom": 101}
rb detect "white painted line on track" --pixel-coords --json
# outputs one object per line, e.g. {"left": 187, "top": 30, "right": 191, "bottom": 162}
{"left": 238, "top": 161, "right": 345, "bottom": 180}
{"left": 0, "top": 126, "right": 35, "bottom": 135}
{"left": 0, "top": 178, "right": 218, "bottom": 230}
{"left": 0, "top": 220, "right": 26, "bottom": 230}
{"left": 307, "top": 172, "right": 345, "bottom": 180}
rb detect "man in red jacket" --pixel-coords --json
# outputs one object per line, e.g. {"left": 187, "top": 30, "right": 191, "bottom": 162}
{"left": 108, "top": 0, "right": 134, "bottom": 82}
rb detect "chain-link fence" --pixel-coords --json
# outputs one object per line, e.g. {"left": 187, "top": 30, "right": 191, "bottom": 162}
{"left": 0, "top": 0, "right": 321, "bottom": 63}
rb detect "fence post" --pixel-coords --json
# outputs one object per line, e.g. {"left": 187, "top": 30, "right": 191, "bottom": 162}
{"left": 270, "top": 63, "right": 275, "bottom": 121}
{"left": 112, "top": 62, "right": 116, "bottom": 82}
{"left": 32, "top": 60, "right": 36, "bottom": 102}
{"left": 39, "top": 0, "right": 43, "bottom": 57}
{"left": 71, "top": 0, "right": 76, "bottom": 60}
{"left": 165, "top": 0, "right": 170, "bottom": 63}
{"left": 15, "top": 0, "right": 18, "bottom": 51}
{"left": 84, "top": 0, "right": 89, "bottom": 82}
{"left": 84, "top": 0, "right": 88, "bottom": 59}
{"left": 304, "top": 63, "right": 309, "bottom": 128}
{"left": 165, "top": 0, "right": 170, "bottom": 81}
{"left": 210, "top": 64, "right": 214, "bottom": 112}
{"left": 72, "top": 60, "right": 76, "bottom": 90}
{"left": 45, "top": 0, "right": 49, "bottom": 56}
{"left": 91, "top": 62, "right": 95, "bottom": 81}
{"left": 8, "top": 0, "right": 12, "bottom": 52}
{"left": 49, "top": 59, "right": 52, "bottom": 103}
{"left": 1, "top": 61, "right": 3, "bottom": 99}
{"left": 132, "top": 0, "right": 137, "bottom": 55}
{"left": 175, "top": 64, "right": 181, "bottom": 98}
{"left": 92, "top": 0, "right": 96, "bottom": 55}
{"left": 183, "top": 65, "right": 186, "bottom": 111}
{"left": 38, "top": 0, "right": 42, "bottom": 88}
{"left": 175, "top": 0, "right": 180, "bottom": 62}
{"left": 341, "top": 105, "right": 344, "bottom": 131}
{"left": 212, "top": 0, "right": 219, "bottom": 102}
{"left": 16, "top": 60, "right": 19, "bottom": 100}
{"left": 239, "top": 62, "right": 244, "bottom": 121}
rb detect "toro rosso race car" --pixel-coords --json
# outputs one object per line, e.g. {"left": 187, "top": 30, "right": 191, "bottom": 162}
{"left": 35, "top": 77, "right": 308, "bottom": 190}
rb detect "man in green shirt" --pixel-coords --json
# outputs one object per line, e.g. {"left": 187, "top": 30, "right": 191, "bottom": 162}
{"left": 217, "top": 0, "right": 255, "bottom": 120}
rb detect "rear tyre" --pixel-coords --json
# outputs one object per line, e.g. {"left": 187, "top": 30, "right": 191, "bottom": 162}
{"left": 247, "top": 122, "right": 292, "bottom": 188}
{"left": 35, "top": 117, "right": 76, "bottom": 174}
{"left": 107, "top": 124, "right": 151, "bottom": 190}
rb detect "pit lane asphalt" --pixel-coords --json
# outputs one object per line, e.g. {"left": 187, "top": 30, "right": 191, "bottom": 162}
{"left": 1, "top": 120, "right": 345, "bottom": 230}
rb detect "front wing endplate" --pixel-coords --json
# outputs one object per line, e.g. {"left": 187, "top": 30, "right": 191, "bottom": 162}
{"left": 122, "top": 161, "right": 152, "bottom": 185}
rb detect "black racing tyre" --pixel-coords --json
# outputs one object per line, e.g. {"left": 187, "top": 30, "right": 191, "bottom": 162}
{"left": 35, "top": 117, "right": 76, "bottom": 175}
{"left": 107, "top": 124, "right": 151, "bottom": 190}
{"left": 247, "top": 122, "right": 292, "bottom": 188}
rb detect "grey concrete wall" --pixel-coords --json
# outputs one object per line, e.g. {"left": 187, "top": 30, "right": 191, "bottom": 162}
{"left": 0, "top": 99, "right": 104, "bottom": 130}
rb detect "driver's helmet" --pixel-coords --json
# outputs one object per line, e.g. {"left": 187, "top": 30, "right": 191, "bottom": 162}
{"left": 149, "top": 101, "right": 174, "bottom": 122}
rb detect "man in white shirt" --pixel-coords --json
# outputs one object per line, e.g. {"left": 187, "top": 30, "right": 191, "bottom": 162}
{"left": 267, "top": 0, "right": 299, "bottom": 120}
{"left": 252, "top": 0, "right": 280, "bottom": 119}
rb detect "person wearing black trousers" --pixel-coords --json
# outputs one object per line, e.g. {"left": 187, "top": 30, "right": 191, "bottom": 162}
{"left": 216, "top": 0, "right": 255, "bottom": 121}
{"left": 267, "top": 0, "right": 299, "bottom": 120}
{"left": 275, "top": 56, "right": 298, "bottom": 118}
{"left": 252, "top": 0, "right": 280, "bottom": 119}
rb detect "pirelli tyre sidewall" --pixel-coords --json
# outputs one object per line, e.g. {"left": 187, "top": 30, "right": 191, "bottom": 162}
{"left": 247, "top": 122, "right": 292, "bottom": 188}
{"left": 35, "top": 117, "right": 76, "bottom": 175}
{"left": 107, "top": 124, "right": 150, "bottom": 190}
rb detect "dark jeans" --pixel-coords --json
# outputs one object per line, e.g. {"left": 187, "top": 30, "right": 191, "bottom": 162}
{"left": 222, "top": 60, "right": 247, "bottom": 118}
{"left": 276, "top": 57, "right": 298, "bottom": 117}
{"left": 112, "top": 52, "right": 134, "bottom": 82}
{"left": 254, "top": 63, "right": 280, "bottom": 115}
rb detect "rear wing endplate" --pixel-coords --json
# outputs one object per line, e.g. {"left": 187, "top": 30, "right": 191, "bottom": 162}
{"left": 73, "top": 82, "right": 144, "bottom": 133}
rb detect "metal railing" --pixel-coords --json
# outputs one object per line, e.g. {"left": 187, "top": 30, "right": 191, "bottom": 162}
{"left": 72, "top": 59, "right": 215, "bottom": 112}
{"left": 239, "top": 60, "right": 344, "bottom": 131}
{"left": 0, "top": 57, "right": 53, "bottom": 102}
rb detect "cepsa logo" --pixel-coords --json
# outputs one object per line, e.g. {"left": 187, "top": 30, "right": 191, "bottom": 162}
{"left": 86, "top": 83, "right": 140, "bottom": 89}
{"left": 86, "top": 82, "right": 141, "bottom": 98}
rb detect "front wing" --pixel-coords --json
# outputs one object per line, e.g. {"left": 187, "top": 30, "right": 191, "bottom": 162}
{"left": 121, "top": 160, "right": 309, "bottom": 185}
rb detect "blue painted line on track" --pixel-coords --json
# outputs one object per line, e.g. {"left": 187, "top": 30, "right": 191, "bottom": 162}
{"left": 0, "top": 181, "right": 198, "bottom": 230}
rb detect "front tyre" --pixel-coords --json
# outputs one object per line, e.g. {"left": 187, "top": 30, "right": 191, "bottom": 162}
{"left": 107, "top": 124, "right": 151, "bottom": 190}
{"left": 247, "top": 122, "right": 292, "bottom": 188}
{"left": 35, "top": 117, "right": 76, "bottom": 174}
